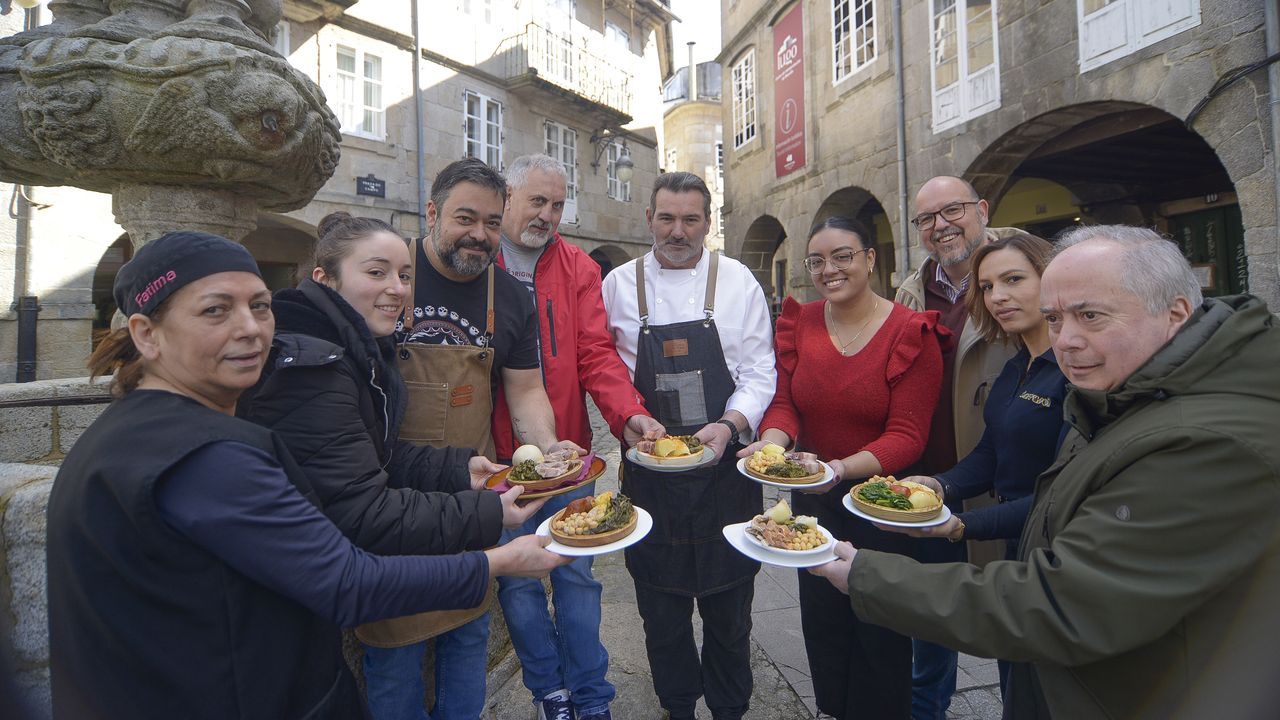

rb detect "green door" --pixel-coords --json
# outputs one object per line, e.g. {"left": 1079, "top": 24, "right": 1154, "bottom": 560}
{"left": 1168, "top": 204, "right": 1248, "bottom": 297}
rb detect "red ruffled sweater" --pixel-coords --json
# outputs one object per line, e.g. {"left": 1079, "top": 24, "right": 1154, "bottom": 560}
{"left": 761, "top": 297, "right": 946, "bottom": 475}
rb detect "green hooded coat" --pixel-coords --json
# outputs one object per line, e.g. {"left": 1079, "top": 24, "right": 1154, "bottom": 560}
{"left": 847, "top": 295, "right": 1280, "bottom": 719}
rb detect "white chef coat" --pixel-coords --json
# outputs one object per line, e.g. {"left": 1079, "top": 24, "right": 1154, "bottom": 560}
{"left": 601, "top": 249, "right": 776, "bottom": 436}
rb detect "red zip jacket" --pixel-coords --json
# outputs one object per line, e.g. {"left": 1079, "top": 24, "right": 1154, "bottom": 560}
{"left": 492, "top": 234, "right": 649, "bottom": 460}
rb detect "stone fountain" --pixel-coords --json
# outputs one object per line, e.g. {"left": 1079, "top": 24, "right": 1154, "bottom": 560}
{"left": 0, "top": 0, "right": 341, "bottom": 244}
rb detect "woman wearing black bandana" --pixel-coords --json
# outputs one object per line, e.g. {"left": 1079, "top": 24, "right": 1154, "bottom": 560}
{"left": 46, "top": 231, "right": 566, "bottom": 720}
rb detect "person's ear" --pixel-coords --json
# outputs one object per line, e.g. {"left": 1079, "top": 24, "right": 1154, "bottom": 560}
{"left": 128, "top": 314, "right": 161, "bottom": 361}
{"left": 1165, "top": 296, "right": 1195, "bottom": 338}
{"left": 312, "top": 266, "right": 331, "bottom": 285}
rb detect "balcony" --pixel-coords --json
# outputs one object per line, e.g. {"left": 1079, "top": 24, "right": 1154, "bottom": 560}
{"left": 496, "top": 23, "right": 633, "bottom": 127}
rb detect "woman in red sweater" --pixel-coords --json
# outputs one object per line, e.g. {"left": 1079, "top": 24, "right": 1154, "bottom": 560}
{"left": 740, "top": 216, "right": 945, "bottom": 719}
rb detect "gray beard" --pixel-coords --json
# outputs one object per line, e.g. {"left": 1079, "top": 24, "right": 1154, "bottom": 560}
{"left": 442, "top": 247, "right": 492, "bottom": 276}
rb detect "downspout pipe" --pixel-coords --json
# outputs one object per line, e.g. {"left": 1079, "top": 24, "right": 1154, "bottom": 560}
{"left": 411, "top": 0, "right": 427, "bottom": 238}
{"left": 892, "top": 0, "right": 911, "bottom": 282}
{"left": 14, "top": 5, "right": 41, "bottom": 382}
{"left": 1266, "top": 0, "right": 1280, "bottom": 262}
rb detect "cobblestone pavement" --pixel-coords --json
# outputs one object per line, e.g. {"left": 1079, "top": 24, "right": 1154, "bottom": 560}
{"left": 485, "top": 401, "right": 1001, "bottom": 719}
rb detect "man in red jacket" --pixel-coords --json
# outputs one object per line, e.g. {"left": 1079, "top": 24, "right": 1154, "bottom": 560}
{"left": 493, "top": 153, "right": 663, "bottom": 720}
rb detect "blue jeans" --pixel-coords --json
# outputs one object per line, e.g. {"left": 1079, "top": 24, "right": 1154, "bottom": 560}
{"left": 911, "top": 638, "right": 958, "bottom": 720}
{"left": 363, "top": 613, "right": 490, "bottom": 720}
{"left": 497, "top": 482, "right": 614, "bottom": 715}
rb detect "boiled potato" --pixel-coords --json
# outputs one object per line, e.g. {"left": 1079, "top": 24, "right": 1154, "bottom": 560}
{"left": 794, "top": 515, "right": 817, "bottom": 530}
{"left": 654, "top": 437, "right": 689, "bottom": 457}
{"left": 761, "top": 442, "right": 786, "bottom": 457}
{"left": 908, "top": 490, "right": 936, "bottom": 509}
{"left": 512, "top": 444, "right": 544, "bottom": 465}
{"left": 764, "top": 499, "right": 792, "bottom": 524}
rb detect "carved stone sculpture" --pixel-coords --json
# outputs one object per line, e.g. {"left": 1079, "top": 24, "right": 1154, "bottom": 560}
{"left": 0, "top": 0, "right": 340, "bottom": 243}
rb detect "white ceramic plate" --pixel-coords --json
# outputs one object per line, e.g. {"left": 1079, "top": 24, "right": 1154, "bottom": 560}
{"left": 736, "top": 458, "right": 834, "bottom": 489}
{"left": 721, "top": 521, "right": 838, "bottom": 568}
{"left": 536, "top": 507, "right": 654, "bottom": 557}
{"left": 626, "top": 446, "right": 716, "bottom": 473}
{"left": 842, "top": 493, "right": 953, "bottom": 528}
{"left": 742, "top": 522, "right": 835, "bottom": 557}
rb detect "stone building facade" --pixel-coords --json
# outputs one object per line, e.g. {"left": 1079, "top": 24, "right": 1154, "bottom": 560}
{"left": 662, "top": 57, "right": 727, "bottom": 252}
{"left": 718, "top": 0, "right": 1277, "bottom": 307}
{"left": 0, "top": 0, "right": 674, "bottom": 381}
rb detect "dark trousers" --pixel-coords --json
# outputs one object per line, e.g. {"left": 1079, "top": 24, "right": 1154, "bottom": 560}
{"left": 798, "top": 568, "right": 912, "bottom": 719}
{"left": 633, "top": 581, "right": 754, "bottom": 720}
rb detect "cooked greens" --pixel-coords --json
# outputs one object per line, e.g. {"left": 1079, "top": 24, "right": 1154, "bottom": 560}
{"left": 856, "top": 481, "right": 914, "bottom": 510}
{"left": 591, "top": 493, "right": 635, "bottom": 534}
{"left": 765, "top": 461, "right": 810, "bottom": 478}
{"left": 509, "top": 459, "right": 542, "bottom": 484}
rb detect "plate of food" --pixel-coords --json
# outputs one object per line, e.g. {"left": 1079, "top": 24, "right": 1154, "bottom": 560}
{"left": 742, "top": 499, "right": 834, "bottom": 557}
{"left": 536, "top": 492, "right": 653, "bottom": 557}
{"left": 737, "top": 443, "right": 831, "bottom": 488}
{"left": 485, "top": 446, "right": 606, "bottom": 500}
{"left": 627, "top": 435, "right": 715, "bottom": 472}
{"left": 843, "top": 475, "right": 952, "bottom": 528}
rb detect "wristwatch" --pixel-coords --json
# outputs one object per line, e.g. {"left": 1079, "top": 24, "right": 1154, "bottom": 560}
{"left": 948, "top": 517, "right": 967, "bottom": 543}
{"left": 715, "top": 419, "right": 740, "bottom": 447}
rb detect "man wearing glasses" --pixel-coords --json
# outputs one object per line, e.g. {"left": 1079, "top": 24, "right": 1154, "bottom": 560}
{"left": 894, "top": 175, "right": 1041, "bottom": 720}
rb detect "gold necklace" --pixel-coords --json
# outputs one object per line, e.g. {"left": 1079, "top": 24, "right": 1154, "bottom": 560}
{"left": 826, "top": 297, "right": 880, "bottom": 356}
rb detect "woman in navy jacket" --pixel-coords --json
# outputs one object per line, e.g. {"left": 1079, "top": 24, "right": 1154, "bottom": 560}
{"left": 46, "top": 231, "right": 565, "bottom": 720}
{"left": 884, "top": 233, "right": 1064, "bottom": 701}
{"left": 890, "top": 233, "right": 1065, "bottom": 553}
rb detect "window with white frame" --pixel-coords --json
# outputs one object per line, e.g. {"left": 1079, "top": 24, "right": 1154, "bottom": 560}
{"left": 715, "top": 141, "right": 724, "bottom": 179}
{"left": 606, "top": 142, "right": 631, "bottom": 202}
{"left": 1077, "top": 0, "right": 1200, "bottom": 73}
{"left": 544, "top": 121, "right": 578, "bottom": 224}
{"left": 334, "top": 45, "right": 385, "bottom": 139}
{"left": 833, "top": 0, "right": 876, "bottom": 83}
{"left": 605, "top": 21, "right": 631, "bottom": 53}
{"left": 464, "top": 90, "right": 503, "bottom": 169}
{"left": 929, "top": 0, "right": 1000, "bottom": 133}
{"left": 665, "top": 147, "right": 678, "bottom": 173}
{"left": 731, "top": 51, "right": 757, "bottom": 149}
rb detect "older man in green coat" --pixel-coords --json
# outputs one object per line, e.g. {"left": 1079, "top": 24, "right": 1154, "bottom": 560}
{"left": 814, "top": 225, "right": 1280, "bottom": 719}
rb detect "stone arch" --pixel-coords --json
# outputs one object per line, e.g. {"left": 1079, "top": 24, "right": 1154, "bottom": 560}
{"left": 242, "top": 213, "right": 319, "bottom": 290}
{"left": 588, "top": 244, "right": 632, "bottom": 279}
{"left": 967, "top": 102, "right": 1249, "bottom": 295}
{"left": 740, "top": 215, "right": 786, "bottom": 307}
{"left": 91, "top": 234, "right": 132, "bottom": 344}
{"left": 810, "top": 187, "right": 896, "bottom": 297}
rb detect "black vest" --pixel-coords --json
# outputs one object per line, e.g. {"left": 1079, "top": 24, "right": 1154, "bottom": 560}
{"left": 46, "top": 390, "right": 364, "bottom": 720}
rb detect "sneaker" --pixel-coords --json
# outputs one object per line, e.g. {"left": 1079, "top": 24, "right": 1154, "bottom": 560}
{"left": 578, "top": 710, "right": 611, "bottom": 720}
{"left": 536, "top": 690, "right": 575, "bottom": 720}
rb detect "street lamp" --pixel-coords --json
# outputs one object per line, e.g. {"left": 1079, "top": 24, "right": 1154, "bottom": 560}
{"left": 615, "top": 145, "right": 634, "bottom": 183}
{"left": 591, "top": 129, "right": 634, "bottom": 181}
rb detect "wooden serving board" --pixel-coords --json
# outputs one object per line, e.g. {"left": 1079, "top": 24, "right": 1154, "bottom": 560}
{"left": 549, "top": 506, "right": 639, "bottom": 547}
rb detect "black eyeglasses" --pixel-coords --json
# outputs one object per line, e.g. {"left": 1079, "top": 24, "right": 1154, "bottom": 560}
{"left": 911, "top": 201, "right": 980, "bottom": 231}
{"left": 804, "top": 248, "right": 870, "bottom": 274}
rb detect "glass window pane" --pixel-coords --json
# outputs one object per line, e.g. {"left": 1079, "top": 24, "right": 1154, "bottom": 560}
{"left": 337, "top": 48, "right": 356, "bottom": 74}
{"left": 966, "top": 0, "right": 994, "bottom": 72}
{"left": 364, "top": 54, "right": 381, "bottom": 81}
{"left": 933, "top": 0, "right": 958, "bottom": 90}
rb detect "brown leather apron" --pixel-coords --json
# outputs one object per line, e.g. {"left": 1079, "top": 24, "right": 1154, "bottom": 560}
{"left": 354, "top": 258, "right": 498, "bottom": 649}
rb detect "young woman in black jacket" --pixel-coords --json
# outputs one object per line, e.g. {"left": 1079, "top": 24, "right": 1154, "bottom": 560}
{"left": 241, "top": 213, "right": 546, "bottom": 554}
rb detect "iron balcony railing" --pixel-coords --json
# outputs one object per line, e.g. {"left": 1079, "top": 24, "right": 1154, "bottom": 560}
{"left": 497, "top": 22, "right": 633, "bottom": 115}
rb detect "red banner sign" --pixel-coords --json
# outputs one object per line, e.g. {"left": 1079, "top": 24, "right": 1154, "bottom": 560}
{"left": 773, "top": 4, "right": 806, "bottom": 178}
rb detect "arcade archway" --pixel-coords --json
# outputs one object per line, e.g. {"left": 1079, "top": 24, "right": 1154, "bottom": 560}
{"left": 970, "top": 103, "right": 1246, "bottom": 295}
{"left": 811, "top": 188, "right": 896, "bottom": 296}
